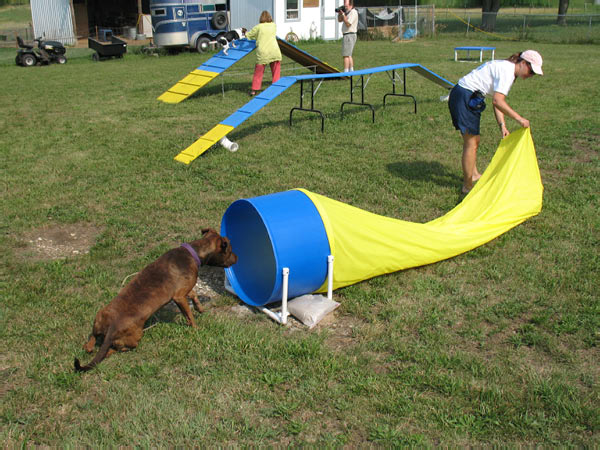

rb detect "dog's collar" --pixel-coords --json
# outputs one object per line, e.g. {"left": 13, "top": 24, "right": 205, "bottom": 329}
{"left": 180, "top": 243, "right": 202, "bottom": 267}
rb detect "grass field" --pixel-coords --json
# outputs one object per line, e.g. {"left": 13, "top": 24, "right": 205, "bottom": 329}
{"left": 0, "top": 32, "right": 598, "bottom": 445}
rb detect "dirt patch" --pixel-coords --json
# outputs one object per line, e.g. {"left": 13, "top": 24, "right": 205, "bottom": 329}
{"left": 17, "top": 223, "right": 102, "bottom": 261}
{"left": 573, "top": 132, "right": 600, "bottom": 163}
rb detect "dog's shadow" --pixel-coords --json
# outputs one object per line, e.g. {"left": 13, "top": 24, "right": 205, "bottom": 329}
{"left": 147, "top": 266, "right": 231, "bottom": 327}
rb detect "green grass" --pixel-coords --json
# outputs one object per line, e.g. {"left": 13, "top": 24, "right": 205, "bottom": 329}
{"left": 0, "top": 4, "right": 29, "bottom": 26}
{"left": 0, "top": 35, "right": 598, "bottom": 446}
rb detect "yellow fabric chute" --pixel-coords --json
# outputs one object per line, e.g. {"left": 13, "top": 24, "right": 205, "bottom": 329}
{"left": 299, "top": 127, "right": 543, "bottom": 292}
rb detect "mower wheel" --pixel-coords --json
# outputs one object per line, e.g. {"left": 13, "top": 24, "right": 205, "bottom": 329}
{"left": 21, "top": 53, "right": 37, "bottom": 67}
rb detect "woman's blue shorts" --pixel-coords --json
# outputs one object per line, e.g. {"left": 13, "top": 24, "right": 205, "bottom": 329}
{"left": 448, "top": 84, "right": 483, "bottom": 136}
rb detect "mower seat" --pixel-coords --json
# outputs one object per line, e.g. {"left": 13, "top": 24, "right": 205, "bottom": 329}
{"left": 17, "top": 36, "right": 33, "bottom": 50}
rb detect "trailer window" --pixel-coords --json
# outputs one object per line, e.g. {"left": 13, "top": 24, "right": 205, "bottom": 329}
{"left": 202, "top": 5, "right": 215, "bottom": 12}
{"left": 286, "top": 0, "right": 299, "bottom": 21}
{"left": 152, "top": 8, "right": 166, "bottom": 16}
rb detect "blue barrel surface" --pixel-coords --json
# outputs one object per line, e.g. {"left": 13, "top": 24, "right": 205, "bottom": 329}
{"left": 221, "top": 190, "right": 330, "bottom": 306}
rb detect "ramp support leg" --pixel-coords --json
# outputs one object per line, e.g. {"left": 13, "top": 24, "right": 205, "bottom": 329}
{"left": 341, "top": 75, "right": 375, "bottom": 123}
{"left": 290, "top": 79, "right": 325, "bottom": 132}
{"left": 383, "top": 69, "right": 417, "bottom": 114}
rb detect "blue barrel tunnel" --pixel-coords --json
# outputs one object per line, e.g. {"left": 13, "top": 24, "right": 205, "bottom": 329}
{"left": 220, "top": 190, "right": 331, "bottom": 307}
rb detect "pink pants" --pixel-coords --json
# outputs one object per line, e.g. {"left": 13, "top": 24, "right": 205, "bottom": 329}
{"left": 251, "top": 61, "right": 281, "bottom": 91}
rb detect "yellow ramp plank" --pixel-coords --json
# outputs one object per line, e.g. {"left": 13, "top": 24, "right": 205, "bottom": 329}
{"left": 157, "top": 69, "right": 219, "bottom": 103}
{"left": 182, "top": 69, "right": 217, "bottom": 85}
{"left": 169, "top": 82, "right": 206, "bottom": 96}
{"left": 157, "top": 91, "right": 188, "bottom": 104}
{"left": 174, "top": 124, "right": 234, "bottom": 164}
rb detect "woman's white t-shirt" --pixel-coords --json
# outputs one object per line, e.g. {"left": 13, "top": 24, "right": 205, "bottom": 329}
{"left": 457, "top": 60, "right": 516, "bottom": 96}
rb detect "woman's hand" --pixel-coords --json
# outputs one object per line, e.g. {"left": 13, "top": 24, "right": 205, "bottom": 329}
{"left": 518, "top": 117, "right": 530, "bottom": 128}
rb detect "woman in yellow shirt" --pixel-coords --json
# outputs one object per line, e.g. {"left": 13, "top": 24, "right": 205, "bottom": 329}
{"left": 246, "top": 11, "right": 282, "bottom": 96}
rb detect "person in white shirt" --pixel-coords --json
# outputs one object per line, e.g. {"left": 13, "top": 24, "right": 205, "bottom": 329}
{"left": 338, "top": 0, "right": 358, "bottom": 72}
{"left": 448, "top": 50, "right": 543, "bottom": 194}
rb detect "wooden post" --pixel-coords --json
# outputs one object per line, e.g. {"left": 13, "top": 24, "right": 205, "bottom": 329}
{"left": 138, "top": 0, "right": 143, "bottom": 33}
{"left": 69, "top": 0, "right": 77, "bottom": 42}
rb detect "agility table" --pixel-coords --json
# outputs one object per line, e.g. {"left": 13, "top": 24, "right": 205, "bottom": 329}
{"left": 454, "top": 46, "right": 496, "bottom": 62}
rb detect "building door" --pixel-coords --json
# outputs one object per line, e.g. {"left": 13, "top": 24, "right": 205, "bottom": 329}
{"left": 320, "top": 0, "right": 340, "bottom": 40}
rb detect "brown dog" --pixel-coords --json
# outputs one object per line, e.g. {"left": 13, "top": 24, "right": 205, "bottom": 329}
{"left": 74, "top": 228, "right": 237, "bottom": 372}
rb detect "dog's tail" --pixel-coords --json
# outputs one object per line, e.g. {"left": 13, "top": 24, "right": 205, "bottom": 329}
{"left": 74, "top": 326, "right": 115, "bottom": 372}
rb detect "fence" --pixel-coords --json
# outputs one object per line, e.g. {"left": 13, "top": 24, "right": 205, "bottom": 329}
{"left": 436, "top": 10, "right": 600, "bottom": 43}
{"left": 0, "top": 26, "right": 33, "bottom": 47}
{"left": 358, "top": 6, "right": 436, "bottom": 40}
{"left": 358, "top": 5, "right": 599, "bottom": 43}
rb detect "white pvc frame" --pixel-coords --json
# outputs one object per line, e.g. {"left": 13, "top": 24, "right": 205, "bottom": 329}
{"left": 259, "top": 255, "right": 334, "bottom": 325}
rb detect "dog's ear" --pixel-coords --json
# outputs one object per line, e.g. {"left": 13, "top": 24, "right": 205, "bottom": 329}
{"left": 220, "top": 238, "right": 229, "bottom": 253}
{"left": 242, "top": 27, "right": 247, "bottom": 35}
{"left": 201, "top": 228, "right": 216, "bottom": 236}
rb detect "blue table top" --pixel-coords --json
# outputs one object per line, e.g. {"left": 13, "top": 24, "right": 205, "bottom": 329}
{"left": 455, "top": 46, "right": 496, "bottom": 51}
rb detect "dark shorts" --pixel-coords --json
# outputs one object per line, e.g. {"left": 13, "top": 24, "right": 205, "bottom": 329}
{"left": 448, "top": 84, "right": 484, "bottom": 136}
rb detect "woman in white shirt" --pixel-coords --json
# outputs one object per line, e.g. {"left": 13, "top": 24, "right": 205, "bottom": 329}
{"left": 448, "top": 50, "right": 543, "bottom": 194}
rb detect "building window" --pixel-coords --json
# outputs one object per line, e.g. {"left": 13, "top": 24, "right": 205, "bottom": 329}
{"left": 286, "top": 0, "right": 300, "bottom": 21}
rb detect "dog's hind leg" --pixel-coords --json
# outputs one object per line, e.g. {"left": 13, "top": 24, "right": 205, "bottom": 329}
{"left": 83, "top": 335, "right": 97, "bottom": 353}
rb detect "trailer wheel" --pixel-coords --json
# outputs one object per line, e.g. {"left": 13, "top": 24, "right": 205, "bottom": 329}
{"left": 196, "top": 37, "right": 211, "bottom": 53}
{"left": 215, "top": 32, "right": 226, "bottom": 48}
{"left": 211, "top": 11, "right": 227, "bottom": 30}
{"left": 21, "top": 53, "right": 37, "bottom": 67}
{"left": 92, "top": 52, "right": 100, "bottom": 62}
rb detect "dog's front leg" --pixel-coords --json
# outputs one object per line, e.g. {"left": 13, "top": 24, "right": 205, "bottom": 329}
{"left": 172, "top": 295, "right": 197, "bottom": 327}
{"left": 187, "top": 290, "right": 205, "bottom": 314}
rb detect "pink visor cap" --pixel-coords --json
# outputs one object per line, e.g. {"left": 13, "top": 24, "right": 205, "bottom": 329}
{"left": 521, "top": 50, "right": 543, "bottom": 75}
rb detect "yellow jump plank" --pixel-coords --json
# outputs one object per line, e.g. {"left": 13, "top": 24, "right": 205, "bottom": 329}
{"left": 174, "top": 124, "right": 234, "bottom": 164}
